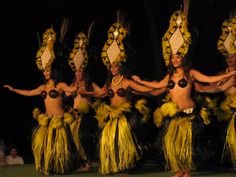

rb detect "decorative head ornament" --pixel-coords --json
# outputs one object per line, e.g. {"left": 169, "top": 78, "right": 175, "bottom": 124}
{"left": 162, "top": 10, "right": 191, "bottom": 66}
{"left": 217, "top": 14, "right": 236, "bottom": 56}
{"left": 68, "top": 22, "right": 95, "bottom": 72}
{"left": 68, "top": 32, "right": 89, "bottom": 72}
{"left": 101, "top": 21, "right": 128, "bottom": 69}
{"left": 36, "top": 27, "right": 56, "bottom": 70}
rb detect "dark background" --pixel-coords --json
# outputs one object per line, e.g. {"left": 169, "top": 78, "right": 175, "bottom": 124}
{"left": 0, "top": 0, "right": 235, "bottom": 167}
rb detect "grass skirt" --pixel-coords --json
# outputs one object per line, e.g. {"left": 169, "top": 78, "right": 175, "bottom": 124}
{"left": 215, "top": 94, "right": 236, "bottom": 166}
{"left": 153, "top": 99, "right": 211, "bottom": 172}
{"left": 95, "top": 99, "right": 150, "bottom": 174}
{"left": 32, "top": 108, "right": 78, "bottom": 175}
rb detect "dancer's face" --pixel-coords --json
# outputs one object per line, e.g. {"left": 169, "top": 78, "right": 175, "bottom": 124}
{"left": 110, "top": 63, "right": 121, "bottom": 76}
{"left": 75, "top": 69, "right": 83, "bottom": 80}
{"left": 43, "top": 68, "right": 51, "bottom": 80}
{"left": 171, "top": 54, "right": 183, "bottom": 68}
{"left": 226, "top": 54, "right": 236, "bottom": 67}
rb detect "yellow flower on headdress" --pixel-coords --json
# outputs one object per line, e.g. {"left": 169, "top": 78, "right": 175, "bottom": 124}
{"left": 217, "top": 15, "right": 236, "bottom": 56}
{"left": 162, "top": 10, "right": 191, "bottom": 66}
{"left": 68, "top": 32, "right": 89, "bottom": 72}
{"left": 101, "top": 22, "right": 128, "bottom": 69}
{"left": 36, "top": 27, "right": 56, "bottom": 71}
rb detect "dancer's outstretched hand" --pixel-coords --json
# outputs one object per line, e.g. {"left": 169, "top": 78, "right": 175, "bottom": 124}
{"left": 4, "top": 85, "right": 14, "bottom": 92}
{"left": 131, "top": 75, "right": 141, "bottom": 82}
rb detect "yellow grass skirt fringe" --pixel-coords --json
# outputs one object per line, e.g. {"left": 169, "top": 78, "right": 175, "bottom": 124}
{"left": 32, "top": 108, "right": 76, "bottom": 175}
{"left": 67, "top": 102, "right": 90, "bottom": 161}
{"left": 224, "top": 112, "right": 236, "bottom": 166}
{"left": 96, "top": 101, "right": 143, "bottom": 174}
{"left": 217, "top": 94, "right": 236, "bottom": 165}
{"left": 153, "top": 100, "right": 211, "bottom": 172}
{"left": 163, "top": 115, "right": 194, "bottom": 172}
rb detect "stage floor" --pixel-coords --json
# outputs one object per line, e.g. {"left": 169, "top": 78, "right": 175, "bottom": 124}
{"left": 0, "top": 163, "right": 236, "bottom": 177}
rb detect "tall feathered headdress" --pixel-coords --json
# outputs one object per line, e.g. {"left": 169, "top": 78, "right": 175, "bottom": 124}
{"left": 217, "top": 13, "right": 236, "bottom": 56}
{"left": 162, "top": 0, "right": 191, "bottom": 66}
{"left": 68, "top": 22, "right": 95, "bottom": 72}
{"left": 36, "top": 27, "right": 56, "bottom": 70}
{"left": 36, "top": 19, "right": 71, "bottom": 71}
{"left": 101, "top": 10, "right": 128, "bottom": 69}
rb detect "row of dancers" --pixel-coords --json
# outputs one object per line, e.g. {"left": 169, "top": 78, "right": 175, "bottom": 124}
{"left": 3, "top": 7, "right": 236, "bottom": 177}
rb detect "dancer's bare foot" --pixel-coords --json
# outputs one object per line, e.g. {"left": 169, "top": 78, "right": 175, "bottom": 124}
{"left": 79, "top": 163, "right": 92, "bottom": 172}
{"left": 183, "top": 171, "right": 191, "bottom": 177}
{"left": 183, "top": 174, "right": 191, "bottom": 177}
{"left": 171, "top": 171, "right": 183, "bottom": 177}
{"left": 115, "top": 173, "right": 129, "bottom": 176}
